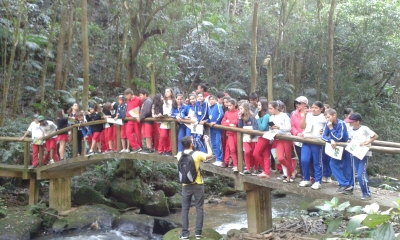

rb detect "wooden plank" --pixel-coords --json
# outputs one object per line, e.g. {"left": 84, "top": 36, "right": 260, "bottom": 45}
{"left": 171, "top": 122, "right": 177, "bottom": 156}
{"left": 244, "top": 183, "right": 272, "bottom": 233}
{"left": 49, "top": 177, "right": 71, "bottom": 211}
{"left": 116, "top": 125, "right": 121, "bottom": 152}
{"left": 39, "top": 168, "right": 84, "bottom": 180}
{"left": 38, "top": 145, "right": 43, "bottom": 167}
{"left": 72, "top": 127, "right": 78, "bottom": 157}
{"left": 29, "top": 176, "right": 39, "bottom": 205}
{"left": 0, "top": 170, "right": 23, "bottom": 178}
{"left": 237, "top": 132, "right": 244, "bottom": 172}
{"left": 0, "top": 137, "right": 32, "bottom": 142}
{"left": 24, "top": 142, "right": 30, "bottom": 169}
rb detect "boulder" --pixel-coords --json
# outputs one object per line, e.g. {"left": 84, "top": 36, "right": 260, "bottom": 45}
{"left": 153, "top": 217, "right": 181, "bottom": 235}
{"left": 72, "top": 186, "right": 114, "bottom": 207}
{"left": 272, "top": 190, "right": 287, "bottom": 198}
{"left": 112, "top": 213, "right": 154, "bottom": 239}
{"left": 94, "top": 181, "right": 110, "bottom": 196}
{"left": 168, "top": 194, "right": 182, "bottom": 209}
{"left": 163, "top": 228, "right": 222, "bottom": 240}
{"left": 51, "top": 204, "right": 119, "bottom": 233}
{"left": 306, "top": 199, "right": 327, "bottom": 213}
{"left": 154, "top": 181, "right": 178, "bottom": 197}
{"left": 227, "top": 229, "right": 241, "bottom": 237}
{"left": 41, "top": 208, "right": 58, "bottom": 229}
{"left": 0, "top": 207, "right": 42, "bottom": 240}
{"left": 109, "top": 179, "right": 148, "bottom": 207}
{"left": 143, "top": 190, "right": 170, "bottom": 217}
{"left": 220, "top": 187, "right": 236, "bottom": 196}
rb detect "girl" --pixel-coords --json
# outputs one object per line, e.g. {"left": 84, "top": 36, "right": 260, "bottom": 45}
{"left": 298, "top": 101, "right": 327, "bottom": 189}
{"left": 103, "top": 102, "right": 116, "bottom": 153}
{"left": 152, "top": 94, "right": 163, "bottom": 154}
{"left": 181, "top": 93, "right": 197, "bottom": 137}
{"left": 68, "top": 103, "right": 80, "bottom": 123}
{"left": 76, "top": 112, "right": 86, "bottom": 156}
{"left": 115, "top": 95, "right": 128, "bottom": 153}
{"left": 193, "top": 92, "right": 209, "bottom": 153}
{"left": 253, "top": 99, "right": 271, "bottom": 178}
{"left": 221, "top": 98, "right": 239, "bottom": 173}
{"left": 56, "top": 109, "right": 69, "bottom": 161}
{"left": 172, "top": 93, "right": 187, "bottom": 152}
{"left": 269, "top": 101, "right": 294, "bottom": 183}
{"left": 158, "top": 88, "right": 175, "bottom": 156}
{"left": 85, "top": 105, "right": 105, "bottom": 156}
{"left": 238, "top": 102, "right": 258, "bottom": 175}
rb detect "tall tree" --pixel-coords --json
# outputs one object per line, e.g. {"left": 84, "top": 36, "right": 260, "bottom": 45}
{"left": 81, "top": 0, "right": 90, "bottom": 110}
{"left": 316, "top": 0, "right": 323, "bottom": 101}
{"left": 61, "top": 0, "right": 75, "bottom": 90}
{"left": 54, "top": 0, "right": 69, "bottom": 90}
{"left": 250, "top": 0, "right": 259, "bottom": 92}
{"left": 327, "top": 0, "right": 335, "bottom": 106}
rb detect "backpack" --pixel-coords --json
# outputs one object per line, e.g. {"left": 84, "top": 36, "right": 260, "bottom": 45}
{"left": 178, "top": 151, "right": 198, "bottom": 184}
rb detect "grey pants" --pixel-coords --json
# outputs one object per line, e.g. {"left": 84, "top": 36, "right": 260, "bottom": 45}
{"left": 181, "top": 184, "right": 204, "bottom": 236}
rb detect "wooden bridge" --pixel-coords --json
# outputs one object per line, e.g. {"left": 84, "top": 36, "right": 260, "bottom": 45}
{"left": 1, "top": 117, "right": 400, "bottom": 233}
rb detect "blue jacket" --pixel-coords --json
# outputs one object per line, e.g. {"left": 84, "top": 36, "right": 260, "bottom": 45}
{"left": 172, "top": 104, "right": 187, "bottom": 119}
{"left": 208, "top": 103, "right": 224, "bottom": 124}
{"left": 181, "top": 104, "right": 195, "bottom": 118}
{"left": 322, "top": 119, "right": 349, "bottom": 142}
{"left": 257, "top": 114, "right": 270, "bottom": 131}
{"left": 117, "top": 103, "right": 127, "bottom": 119}
{"left": 81, "top": 125, "right": 92, "bottom": 137}
{"left": 194, "top": 101, "right": 209, "bottom": 122}
{"left": 238, "top": 116, "right": 258, "bottom": 139}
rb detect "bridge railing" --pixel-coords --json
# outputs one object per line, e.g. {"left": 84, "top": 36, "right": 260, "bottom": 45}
{"left": 2, "top": 117, "right": 400, "bottom": 171}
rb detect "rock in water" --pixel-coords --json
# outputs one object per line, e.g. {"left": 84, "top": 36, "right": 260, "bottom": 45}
{"left": 272, "top": 190, "right": 287, "bottom": 198}
{"left": 219, "top": 187, "right": 237, "bottom": 196}
{"left": 154, "top": 181, "right": 178, "bottom": 197}
{"left": 143, "top": 190, "right": 170, "bottom": 217}
{"left": 168, "top": 194, "right": 182, "bottom": 209}
{"left": 163, "top": 228, "right": 222, "bottom": 240}
{"left": 153, "top": 217, "right": 181, "bottom": 235}
{"left": 306, "top": 199, "right": 327, "bottom": 213}
{"left": 112, "top": 213, "right": 154, "bottom": 239}
{"left": 227, "top": 229, "right": 241, "bottom": 237}
{"left": 72, "top": 186, "right": 114, "bottom": 207}
{"left": 41, "top": 208, "right": 59, "bottom": 229}
{"left": 0, "top": 206, "right": 42, "bottom": 240}
{"left": 109, "top": 179, "right": 148, "bottom": 207}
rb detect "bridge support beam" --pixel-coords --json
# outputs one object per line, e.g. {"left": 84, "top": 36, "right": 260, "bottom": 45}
{"left": 49, "top": 177, "right": 71, "bottom": 211}
{"left": 244, "top": 183, "right": 272, "bottom": 233}
{"left": 29, "top": 176, "right": 39, "bottom": 205}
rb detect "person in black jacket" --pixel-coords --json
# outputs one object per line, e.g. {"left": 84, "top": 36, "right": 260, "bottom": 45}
{"left": 56, "top": 109, "right": 69, "bottom": 161}
{"left": 139, "top": 89, "right": 154, "bottom": 153}
{"left": 85, "top": 105, "right": 104, "bottom": 156}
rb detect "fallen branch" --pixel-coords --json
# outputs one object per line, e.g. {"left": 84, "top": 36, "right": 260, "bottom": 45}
{"left": 41, "top": 211, "right": 61, "bottom": 219}
{"left": 117, "top": 207, "right": 139, "bottom": 212}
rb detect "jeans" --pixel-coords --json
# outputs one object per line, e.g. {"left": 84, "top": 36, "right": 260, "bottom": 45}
{"left": 181, "top": 184, "right": 204, "bottom": 237}
{"left": 301, "top": 143, "right": 322, "bottom": 183}
{"left": 330, "top": 157, "right": 349, "bottom": 187}
{"left": 352, "top": 155, "right": 371, "bottom": 196}
{"left": 322, "top": 152, "right": 332, "bottom": 177}
{"left": 77, "top": 130, "right": 83, "bottom": 155}
{"left": 210, "top": 128, "right": 223, "bottom": 161}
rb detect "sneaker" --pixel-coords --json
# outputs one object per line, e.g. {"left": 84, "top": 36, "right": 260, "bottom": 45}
{"left": 325, "top": 177, "right": 333, "bottom": 183}
{"left": 86, "top": 151, "right": 94, "bottom": 157}
{"left": 179, "top": 236, "right": 189, "bottom": 240}
{"left": 158, "top": 152, "right": 164, "bottom": 155}
{"left": 240, "top": 170, "right": 251, "bottom": 176}
{"left": 49, "top": 159, "right": 55, "bottom": 164}
{"left": 342, "top": 189, "right": 353, "bottom": 195}
{"left": 344, "top": 185, "right": 353, "bottom": 191}
{"left": 232, "top": 167, "right": 239, "bottom": 173}
{"left": 195, "top": 235, "right": 201, "bottom": 239}
{"left": 336, "top": 186, "right": 347, "bottom": 193}
{"left": 220, "top": 163, "right": 228, "bottom": 168}
{"left": 257, "top": 173, "right": 270, "bottom": 179}
{"left": 251, "top": 170, "right": 259, "bottom": 176}
{"left": 322, "top": 177, "right": 327, "bottom": 182}
{"left": 212, "top": 161, "right": 223, "bottom": 167}
{"left": 228, "top": 163, "right": 233, "bottom": 168}
{"left": 140, "top": 148, "right": 151, "bottom": 154}
{"left": 298, "top": 181, "right": 312, "bottom": 187}
{"left": 131, "top": 148, "right": 142, "bottom": 153}
{"left": 311, "top": 182, "right": 321, "bottom": 190}
{"left": 277, "top": 175, "right": 287, "bottom": 180}
{"left": 60, "top": 158, "right": 66, "bottom": 161}
{"left": 119, "top": 149, "right": 127, "bottom": 153}
{"left": 361, "top": 195, "right": 372, "bottom": 200}
{"left": 95, "top": 151, "right": 102, "bottom": 154}
{"left": 164, "top": 152, "right": 172, "bottom": 156}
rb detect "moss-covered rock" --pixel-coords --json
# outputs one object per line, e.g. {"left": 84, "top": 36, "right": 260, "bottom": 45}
{"left": 41, "top": 208, "right": 58, "bottom": 229}
{"left": 112, "top": 213, "right": 154, "bottom": 239}
{"left": 51, "top": 204, "right": 119, "bottom": 233}
{"left": 154, "top": 181, "right": 177, "bottom": 197}
{"left": 153, "top": 217, "right": 181, "bottom": 235}
{"left": 227, "top": 229, "right": 241, "bottom": 237}
{"left": 143, "top": 190, "right": 170, "bottom": 217}
{"left": 109, "top": 179, "right": 148, "bottom": 207}
{"left": 272, "top": 190, "right": 287, "bottom": 198}
{"left": 72, "top": 186, "right": 114, "bottom": 207}
{"left": 163, "top": 228, "right": 222, "bottom": 240}
{"left": 0, "top": 206, "right": 42, "bottom": 240}
{"left": 94, "top": 181, "right": 110, "bottom": 196}
{"left": 220, "top": 187, "right": 236, "bottom": 196}
{"left": 306, "top": 199, "right": 327, "bottom": 213}
{"left": 168, "top": 194, "right": 182, "bottom": 209}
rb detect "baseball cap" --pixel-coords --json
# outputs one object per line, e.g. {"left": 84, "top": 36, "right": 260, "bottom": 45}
{"left": 295, "top": 96, "right": 308, "bottom": 105}
{"left": 32, "top": 114, "right": 39, "bottom": 119}
{"left": 345, "top": 113, "right": 362, "bottom": 123}
{"left": 117, "top": 95, "right": 125, "bottom": 99}
{"left": 37, "top": 115, "right": 45, "bottom": 122}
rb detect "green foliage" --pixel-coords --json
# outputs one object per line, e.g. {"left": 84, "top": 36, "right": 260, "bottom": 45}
{"left": 0, "top": 119, "right": 30, "bottom": 164}
{"left": 28, "top": 200, "right": 47, "bottom": 216}
{"left": 0, "top": 187, "right": 6, "bottom": 218}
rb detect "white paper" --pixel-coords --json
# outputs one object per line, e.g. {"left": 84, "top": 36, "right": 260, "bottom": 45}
{"left": 106, "top": 118, "right": 123, "bottom": 125}
{"left": 325, "top": 143, "right": 344, "bottom": 160}
{"left": 160, "top": 122, "right": 171, "bottom": 129}
{"left": 243, "top": 126, "right": 253, "bottom": 142}
{"left": 345, "top": 140, "right": 370, "bottom": 160}
{"left": 294, "top": 142, "right": 303, "bottom": 147}
{"left": 262, "top": 130, "right": 277, "bottom": 140}
{"left": 128, "top": 107, "right": 140, "bottom": 118}
{"left": 186, "top": 124, "right": 203, "bottom": 135}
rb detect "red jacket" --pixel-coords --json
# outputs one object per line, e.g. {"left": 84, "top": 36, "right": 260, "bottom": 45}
{"left": 222, "top": 109, "right": 239, "bottom": 135}
{"left": 126, "top": 96, "right": 142, "bottom": 118}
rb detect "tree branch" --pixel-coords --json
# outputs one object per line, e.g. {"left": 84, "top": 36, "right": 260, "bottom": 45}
{"left": 142, "top": 0, "right": 176, "bottom": 34}
{"left": 143, "top": 28, "right": 165, "bottom": 40}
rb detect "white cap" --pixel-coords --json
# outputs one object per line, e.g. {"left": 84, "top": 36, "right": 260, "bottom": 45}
{"left": 295, "top": 96, "right": 308, "bottom": 105}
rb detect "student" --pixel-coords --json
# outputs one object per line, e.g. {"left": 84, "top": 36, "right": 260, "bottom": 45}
{"left": 208, "top": 95, "right": 224, "bottom": 166}
{"left": 68, "top": 103, "right": 80, "bottom": 123}
{"left": 37, "top": 115, "right": 59, "bottom": 164}
{"left": 85, "top": 105, "right": 105, "bottom": 156}
{"left": 321, "top": 103, "right": 332, "bottom": 182}
{"left": 344, "top": 113, "right": 378, "bottom": 199}
{"left": 75, "top": 112, "right": 86, "bottom": 156}
{"left": 124, "top": 88, "right": 143, "bottom": 153}
{"left": 238, "top": 102, "right": 258, "bottom": 175}
{"left": 222, "top": 96, "right": 230, "bottom": 112}
{"left": 158, "top": 88, "right": 174, "bottom": 156}
{"left": 181, "top": 93, "right": 196, "bottom": 137}
{"left": 269, "top": 101, "right": 294, "bottom": 183}
{"left": 221, "top": 98, "right": 239, "bottom": 172}
{"left": 322, "top": 108, "right": 351, "bottom": 193}
{"left": 216, "top": 92, "right": 226, "bottom": 106}
{"left": 177, "top": 136, "right": 213, "bottom": 239}
{"left": 152, "top": 93, "right": 164, "bottom": 153}
{"left": 196, "top": 83, "right": 210, "bottom": 102}
{"left": 172, "top": 94, "right": 187, "bottom": 152}
{"left": 19, "top": 114, "right": 43, "bottom": 167}
{"left": 115, "top": 95, "right": 128, "bottom": 153}
{"left": 193, "top": 92, "right": 209, "bottom": 153}
{"left": 248, "top": 92, "right": 259, "bottom": 116}
{"left": 55, "top": 109, "right": 69, "bottom": 160}
{"left": 253, "top": 99, "right": 271, "bottom": 178}
{"left": 139, "top": 89, "right": 154, "bottom": 153}
{"left": 103, "top": 102, "right": 116, "bottom": 153}
{"left": 298, "top": 101, "right": 327, "bottom": 189}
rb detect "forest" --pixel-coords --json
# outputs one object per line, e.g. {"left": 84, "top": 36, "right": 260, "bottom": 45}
{"left": 1, "top": 0, "right": 400, "bottom": 174}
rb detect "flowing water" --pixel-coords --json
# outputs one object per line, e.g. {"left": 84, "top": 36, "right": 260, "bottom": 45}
{"left": 34, "top": 193, "right": 313, "bottom": 240}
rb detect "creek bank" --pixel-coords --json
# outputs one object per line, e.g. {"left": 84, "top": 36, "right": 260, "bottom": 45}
{"left": 163, "top": 228, "right": 222, "bottom": 240}
{"left": 0, "top": 206, "right": 41, "bottom": 240}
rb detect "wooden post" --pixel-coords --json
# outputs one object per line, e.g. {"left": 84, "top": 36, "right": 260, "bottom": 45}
{"left": 24, "top": 142, "right": 30, "bottom": 168}
{"left": 82, "top": 140, "right": 86, "bottom": 156}
{"left": 49, "top": 177, "right": 71, "bottom": 211}
{"left": 263, "top": 55, "right": 273, "bottom": 102}
{"left": 38, "top": 145, "right": 43, "bottom": 167}
{"left": 171, "top": 121, "right": 177, "bottom": 156}
{"left": 237, "top": 132, "right": 244, "bottom": 172}
{"left": 116, "top": 125, "right": 121, "bottom": 152}
{"left": 29, "top": 176, "right": 39, "bottom": 205}
{"left": 72, "top": 127, "right": 78, "bottom": 157}
{"left": 244, "top": 183, "right": 272, "bottom": 233}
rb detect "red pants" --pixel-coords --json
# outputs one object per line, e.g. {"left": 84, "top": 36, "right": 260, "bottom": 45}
{"left": 222, "top": 130, "right": 227, "bottom": 154}
{"left": 253, "top": 138, "right": 271, "bottom": 175}
{"left": 31, "top": 144, "right": 43, "bottom": 166}
{"left": 43, "top": 138, "right": 59, "bottom": 163}
{"left": 244, "top": 142, "right": 256, "bottom": 171}
{"left": 126, "top": 121, "right": 142, "bottom": 149}
{"left": 159, "top": 129, "right": 172, "bottom": 153}
{"left": 224, "top": 133, "right": 238, "bottom": 167}
{"left": 273, "top": 139, "right": 294, "bottom": 177}
{"left": 153, "top": 123, "right": 160, "bottom": 151}
{"left": 101, "top": 131, "right": 108, "bottom": 152}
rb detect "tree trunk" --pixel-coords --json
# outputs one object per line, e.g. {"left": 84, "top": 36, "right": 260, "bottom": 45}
{"left": 115, "top": 21, "right": 128, "bottom": 87}
{"left": 12, "top": 14, "right": 28, "bottom": 119}
{"left": 61, "top": 0, "right": 74, "bottom": 90}
{"left": 250, "top": 0, "right": 259, "bottom": 93}
{"left": 54, "top": 0, "right": 68, "bottom": 90}
{"left": 81, "top": 0, "right": 90, "bottom": 111}
{"left": 0, "top": 1, "right": 23, "bottom": 126}
{"left": 316, "top": 0, "right": 323, "bottom": 101}
{"left": 327, "top": 0, "right": 336, "bottom": 106}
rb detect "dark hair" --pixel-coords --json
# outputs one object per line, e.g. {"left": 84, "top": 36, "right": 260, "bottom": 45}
{"left": 227, "top": 98, "right": 237, "bottom": 106}
{"left": 56, "top": 109, "right": 64, "bottom": 119}
{"left": 76, "top": 112, "right": 84, "bottom": 118}
{"left": 124, "top": 88, "right": 134, "bottom": 95}
{"left": 209, "top": 95, "right": 217, "bottom": 100}
{"left": 223, "top": 96, "right": 230, "bottom": 100}
{"left": 325, "top": 108, "right": 337, "bottom": 116}
{"left": 172, "top": 94, "right": 184, "bottom": 109}
{"left": 94, "top": 104, "right": 102, "bottom": 112}
{"left": 312, "top": 101, "right": 325, "bottom": 113}
{"left": 216, "top": 92, "right": 225, "bottom": 99}
{"left": 103, "top": 102, "right": 112, "bottom": 111}
{"left": 269, "top": 101, "right": 279, "bottom": 110}
{"left": 198, "top": 83, "right": 208, "bottom": 92}
{"left": 258, "top": 99, "right": 269, "bottom": 117}
{"left": 249, "top": 92, "right": 258, "bottom": 100}
{"left": 139, "top": 89, "right": 149, "bottom": 96}
{"left": 323, "top": 104, "right": 330, "bottom": 109}
{"left": 343, "top": 108, "right": 353, "bottom": 116}
{"left": 153, "top": 93, "right": 163, "bottom": 115}
{"left": 259, "top": 96, "right": 267, "bottom": 100}
{"left": 181, "top": 136, "right": 192, "bottom": 149}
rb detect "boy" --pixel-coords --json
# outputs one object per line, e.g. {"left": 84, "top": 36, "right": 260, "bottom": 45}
{"left": 216, "top": 92, "right": 226, "bottom": 106}
{"left": 208, "top": 95, "right": 224, "bottom": 166}
{"left": 196, "top": 83, "right": 210, "bottom": 102}
{"left": 345, "top": 113, "right": 378, "bottom": 200}
{"left": 322, "top": 109, "right": 351, "bottom": 193}
{"left": 248, "top": 92, "right": 259, "bottom": 116}
{"left": 38, "top": 115, "right": 59, "bottom": 164}
{"left": 139, "top": 89, "right": 154, "bottom": 153}
{"left": 177, "top": 135, "right": 213, "bottom": 239}
{"left": 20, "top": 114, "right": 43, "bottom": 167}
{"left": 85, "top": 105, "right": 105, "bottom": 156}
{"left": 124, "top": 88, "right": 143, "bottom": 153}
{"left": 115, "top": 95, "right": 129, "bottom": 152}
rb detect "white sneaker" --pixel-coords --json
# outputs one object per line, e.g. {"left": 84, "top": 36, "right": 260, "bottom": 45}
{"left": 322, "top": 177, "right": 327, "bottom": 182}
{"left": 311, "top": 182, "right": 321, "bottom": 190}
{"left": 325, "top": 177, "right": 332, "bottom": 183}
{"left": 119, "top": 149, "right": 127, "bottom": 153}
{"left": 49, "top": 159, "right": 55, "bottom": 164}
{"left": 232, "top": 167, "right": 238, "bottom": 173}
{"left": 298, "top": 180, "right": 312, "bottom": 187}
{"left": 212, "top": 161, "right": 222, "bottom": 167}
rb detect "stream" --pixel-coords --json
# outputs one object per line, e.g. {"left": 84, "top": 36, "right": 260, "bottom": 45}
{"left": 33, "top": 193, "right": 314, "bottom": 240}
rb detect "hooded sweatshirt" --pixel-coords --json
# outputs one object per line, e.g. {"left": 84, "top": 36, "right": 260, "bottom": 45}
{"left": 291, "top": 109, "right": 304, "bottom": 136}
{"left": 222, "top": 109, "right": 239, "bottom": 136}
{"left": 139, "top": 97, "right": 153, "bottom": 123}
